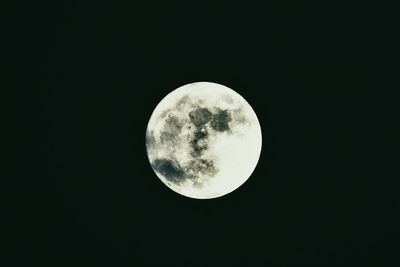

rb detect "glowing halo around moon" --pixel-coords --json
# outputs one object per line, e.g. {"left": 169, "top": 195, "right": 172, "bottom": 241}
{"left": 145, "top": 82, "right": 262, "bottom": 199}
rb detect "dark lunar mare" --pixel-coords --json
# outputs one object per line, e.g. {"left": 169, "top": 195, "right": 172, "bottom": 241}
{"left": 210, "top": 108, "right": 231, "bottom": 132}
{"left": 188, "top": 107, "right": 213, "bottom": 158}
{"left": 152, "top": 158, "right": 185, "bottom": 184}
{"left": 190, "top": 129, "right": 208, "bottom": 157}
{"left": 189, "top": 107, "right": 212, "bottom": 128}
{"left": 187, "top": 159, "right": 218, "bottom": 178}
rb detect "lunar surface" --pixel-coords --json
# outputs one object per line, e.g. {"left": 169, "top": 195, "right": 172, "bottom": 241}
{"left": 146, "top": 82, "right": 262, "bottom": 199}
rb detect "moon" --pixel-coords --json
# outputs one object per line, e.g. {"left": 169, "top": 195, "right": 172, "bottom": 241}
{"left": 145, "top": 82, "right": 262, "bottom": 199}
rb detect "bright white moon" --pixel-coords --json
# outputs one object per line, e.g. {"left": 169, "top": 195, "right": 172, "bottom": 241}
{"left": 146, "top": 82, "right": 262, "bottom": 199}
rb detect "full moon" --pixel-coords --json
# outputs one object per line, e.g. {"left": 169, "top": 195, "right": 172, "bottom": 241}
{"left": 145, "top": 82, "right": 262, "bottom": 199}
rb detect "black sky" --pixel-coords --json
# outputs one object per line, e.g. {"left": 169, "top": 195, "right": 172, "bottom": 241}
{"left": 4, "top": 1, "right": 399, "bottom": 266}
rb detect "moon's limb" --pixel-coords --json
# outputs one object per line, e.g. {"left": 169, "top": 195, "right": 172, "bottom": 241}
{"left": 146, "top": 82, "right": 262, "bottom": 199}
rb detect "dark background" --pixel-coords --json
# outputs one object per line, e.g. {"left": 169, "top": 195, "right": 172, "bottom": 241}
{"left": 4, "top": 1, "right": 398, "bottom": 266}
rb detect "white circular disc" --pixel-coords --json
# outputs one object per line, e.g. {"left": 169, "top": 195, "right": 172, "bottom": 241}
{"left": 146, "top": 82, "right": 262, "bottom": 199}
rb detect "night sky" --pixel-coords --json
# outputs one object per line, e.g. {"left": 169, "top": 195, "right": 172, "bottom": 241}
{"left": 4, "top": 1, "right": 398, "bottom": 266}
